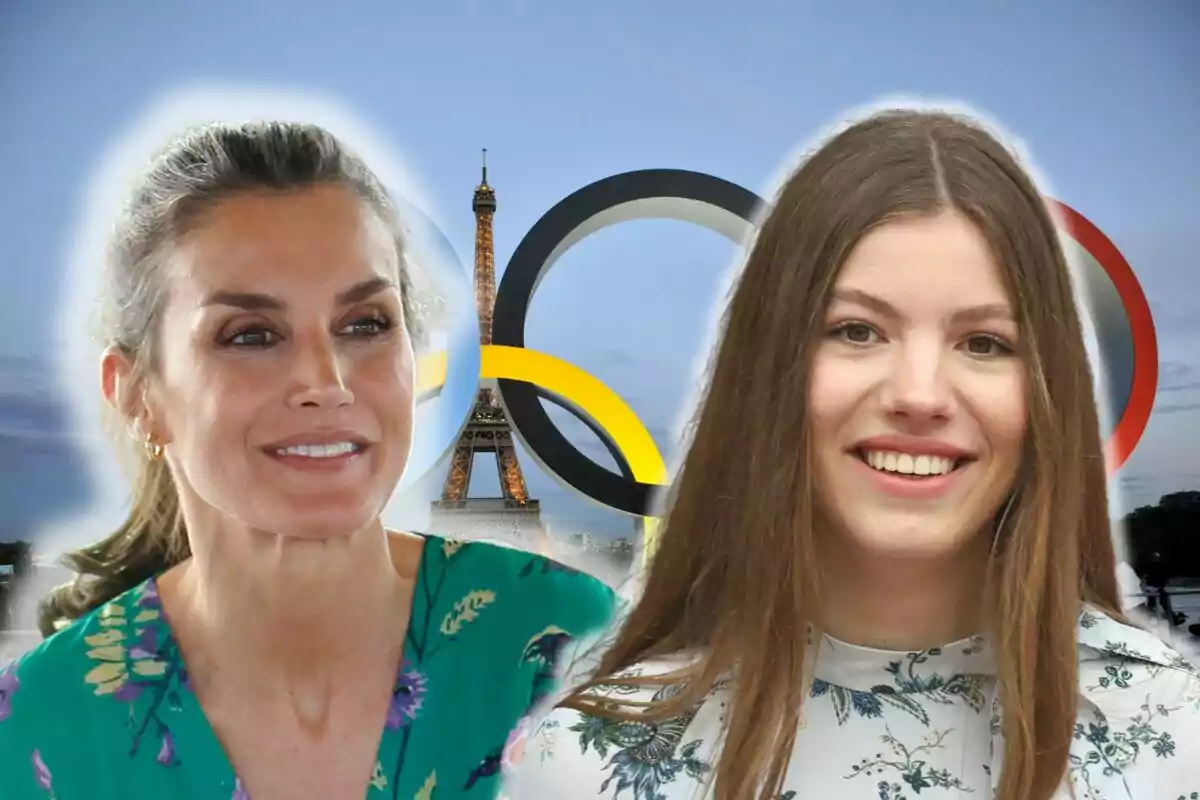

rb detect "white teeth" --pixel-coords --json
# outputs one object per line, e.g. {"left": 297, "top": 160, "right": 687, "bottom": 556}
{"left": 275, "top": 442, "right": 359, "bottom": 458}
{"left": 863, "top": 450, "right": 956, "bottom": 476}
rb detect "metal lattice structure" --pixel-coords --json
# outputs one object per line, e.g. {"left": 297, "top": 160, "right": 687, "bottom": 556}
{"left": 430, "top": 152, "right": 548, "bottom": 550}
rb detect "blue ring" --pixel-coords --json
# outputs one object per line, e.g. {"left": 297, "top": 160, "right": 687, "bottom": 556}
{"left": 393, "top": 196, "right": 481, "bottom": 493}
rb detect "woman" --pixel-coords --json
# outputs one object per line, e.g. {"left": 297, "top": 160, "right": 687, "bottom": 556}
{"left": 0, "top": 121, "right": 615, "bottom": 799}
{"left": 501, "top": 109, "right": 1200, "bottom": 799}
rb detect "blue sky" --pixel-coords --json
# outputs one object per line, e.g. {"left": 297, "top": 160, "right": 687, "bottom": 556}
{"left": 1, "top": 0, "right": 1197, "bottom": 552}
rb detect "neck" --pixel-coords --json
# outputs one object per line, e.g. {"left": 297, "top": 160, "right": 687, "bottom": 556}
{"left": 816, "top": 535, "right": 992, "bottom": 651}
{"left": 160, "top": 519, "right": 421, "bottom": 701}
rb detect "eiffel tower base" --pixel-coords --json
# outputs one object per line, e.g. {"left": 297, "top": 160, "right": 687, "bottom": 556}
{"left": 429, "top": 498, "right": 546, "bottom": 551}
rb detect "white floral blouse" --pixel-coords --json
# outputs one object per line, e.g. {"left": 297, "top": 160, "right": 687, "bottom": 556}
{"left": 502, "top": 606, "right": 1200, "bottom": 799}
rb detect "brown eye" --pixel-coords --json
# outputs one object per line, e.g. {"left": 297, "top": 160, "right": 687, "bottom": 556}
{"left": 831, "top": 322, "right": 880, "bottom": 345}
{"left": 964, "top": 334, "right": 1013, "bottom": 357}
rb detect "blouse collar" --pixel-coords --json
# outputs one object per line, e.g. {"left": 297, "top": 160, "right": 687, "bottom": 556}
{"left": 810, "top": 604, "right": 1195, "bottom": 695}
{"left": 812, "top": 630, "right": 995, "bottom": 693}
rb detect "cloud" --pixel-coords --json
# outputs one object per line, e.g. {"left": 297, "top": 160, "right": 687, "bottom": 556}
{"left": 595, "top": 349, "right": 639, "bottom": 369}
{"left": 1152, "top": 402, "right": 1200, "bottom": 416}
{"left": 1158, "top": 360, "right": 1200, "bottom": 393}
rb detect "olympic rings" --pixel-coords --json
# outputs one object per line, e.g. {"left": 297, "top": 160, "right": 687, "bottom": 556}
{"left": 416, "top": 346, "right": 668, "bottom": 488}
{"left": 405, "top": 169, "right": 1159, "bottom": 559}
{"left": 416, "top": 345, "right": 671, "bottom": 552}
{"left": 391, "top": 196, "right": 482, "bottom": 493}
{"left": 491, "top": 170, "right": 760, "bottom": 516}
{"left": 1049, "top": 201, "right": 1158, "bottom": 473}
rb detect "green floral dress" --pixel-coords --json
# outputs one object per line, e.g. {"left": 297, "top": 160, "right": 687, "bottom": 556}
{"left": 0, "top": 533, "right": 616, "bottom": 799}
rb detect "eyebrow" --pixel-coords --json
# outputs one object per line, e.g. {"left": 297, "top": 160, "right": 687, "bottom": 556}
{"left": 830, "top": 287, "right": 1014, "bottom": 325}
{"left": 201, "top": 276, "right": 397, "bottom": 311}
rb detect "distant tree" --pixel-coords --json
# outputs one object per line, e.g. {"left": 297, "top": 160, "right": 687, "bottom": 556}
{"left": 0, "top": 540, "right": 32, "bottom": 577}
{"left": 0, "top": 540, "right": 34, "bottom": 630}
{"left": 1124, "top": 491, "right": 1200, "bottom": 586}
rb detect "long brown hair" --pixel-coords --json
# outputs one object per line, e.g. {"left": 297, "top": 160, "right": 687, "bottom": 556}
{"left": 560, "top": 108, "right": 1123, "bottom": 799}
{"left": 38, "top": 121, "right": 434, "bottom": 637}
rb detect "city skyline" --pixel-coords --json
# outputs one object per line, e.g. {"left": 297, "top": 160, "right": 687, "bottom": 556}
{"left": 0, "top": 1, "right": 1197, "bottom": 559}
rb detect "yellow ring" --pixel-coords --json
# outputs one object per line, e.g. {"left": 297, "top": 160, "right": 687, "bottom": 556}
{"left": 417, "top": 345, "right": 668, "bottom": 563}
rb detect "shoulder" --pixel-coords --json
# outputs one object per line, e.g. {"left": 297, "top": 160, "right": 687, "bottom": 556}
{"left": 1076, "top": 604, "right": 1199, "bottom": 686}
{"left": 0, "top": 582, "right": 153, "bottom": 792}
{"left": 1073, "top": 605, "right": 1200, "bottom": 794}
{"left": 0, "top": 629, "right": 82, "bottom": 783}
{"left": 425, "top": 533, "right": 618, "bottom": 634}
{"left": 501, "top": 654, "right": 723, "bottom": 799}
{"left": 1, "top": 585, "right": 140, "bottom": 712}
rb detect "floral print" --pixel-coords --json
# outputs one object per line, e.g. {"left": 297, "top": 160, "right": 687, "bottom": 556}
{"left": 844, "top": 728, "right": 973, "bottom": 794}
{"left": 78, "top": 581, "right": 186, "bottom": 769}
{"left": 32, "top": 749, "right": 54, "bottom": 797}
{"left": 505, "top": 606, "right": 1200, "bottom": 799}
{"left": 0, "top": 533, "right": 616, "bottom": 799}
{"left": 0, "top": 658, "right": 18, "bottom": 722}
{"left": 1069, "top": 701, "right": 1176, "bottom": 795}
{"left": 386, "top": 662, "right": 427, "bottom": 729}
{"left": 568, "top": 682, "right": 712, "bottom": 799}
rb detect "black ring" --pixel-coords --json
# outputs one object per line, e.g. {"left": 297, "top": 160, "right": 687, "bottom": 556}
{"left": 492, "top": 169, "right": 763, "bottom": 516}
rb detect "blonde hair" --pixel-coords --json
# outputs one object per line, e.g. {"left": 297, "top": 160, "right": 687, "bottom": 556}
{"left": 39, "top": 121, "right": 432, "bottom": 636}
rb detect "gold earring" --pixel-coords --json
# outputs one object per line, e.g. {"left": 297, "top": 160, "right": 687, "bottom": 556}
{"left": 135, "top": 423, "right": 163, "bottom": 461}
{"left": 129, "top": 417, "right": 163, "bottom": 460}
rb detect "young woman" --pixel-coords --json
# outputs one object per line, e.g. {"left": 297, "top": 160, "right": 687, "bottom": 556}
{"left": 0, "top": 121, "right": 615, "bottom": 799}
{"left": 502, "top": 109, "right": 1200, "bottom": 799}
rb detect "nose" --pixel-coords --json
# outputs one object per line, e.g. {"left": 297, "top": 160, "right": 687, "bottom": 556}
{"left": 878, "top": 338, "right": 954, "bottom": 421}
{"left": 287, "top": 333, "right": 355, "bottom": 410}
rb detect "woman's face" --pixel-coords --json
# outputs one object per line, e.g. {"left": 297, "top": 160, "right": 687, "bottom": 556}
{"left": 808, "top": 210, "right": 1027, "bottom": 561}
{"left": 132, "top": 185, "right": 415, "bottom": 540}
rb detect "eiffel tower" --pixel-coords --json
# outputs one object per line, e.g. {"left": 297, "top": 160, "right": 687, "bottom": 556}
{"left": 429, "top": 151, "right": 548, "bottom": 550}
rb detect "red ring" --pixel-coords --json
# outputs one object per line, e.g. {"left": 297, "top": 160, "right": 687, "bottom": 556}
{"left": 1049, "top": 200, "right": 1158, "bottom": 475}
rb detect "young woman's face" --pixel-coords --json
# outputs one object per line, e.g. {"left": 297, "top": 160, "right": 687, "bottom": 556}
{"left": 809, "top": 210, "right": 1027, "bottom": 561}
{"left": 136, "top": 185, "right": 415, "bottom": 540}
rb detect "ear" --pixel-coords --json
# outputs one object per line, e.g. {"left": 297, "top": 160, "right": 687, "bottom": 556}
{"left": 100, "top": 346, "right": 171, "bottom": 447}
{"left": 100, "top": 346, "right": 137, "bottom": 420}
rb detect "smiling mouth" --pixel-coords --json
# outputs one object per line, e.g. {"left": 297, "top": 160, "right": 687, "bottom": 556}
{"left": 269, "top": 441, "right": 367, "bottom": 459}
{"left": 855, "top": 448, "right": 974, "bottom": 478}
